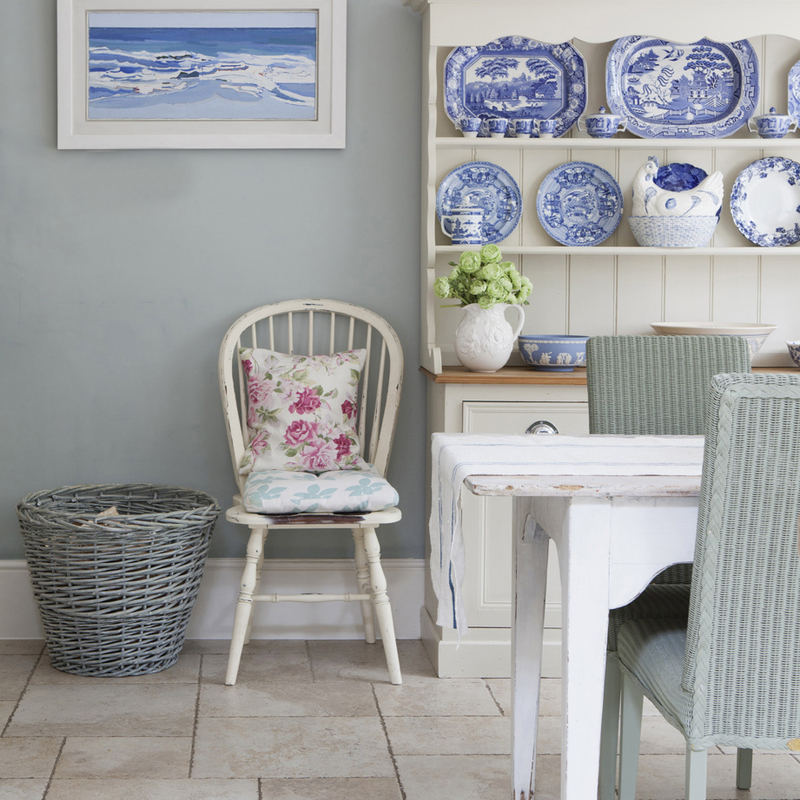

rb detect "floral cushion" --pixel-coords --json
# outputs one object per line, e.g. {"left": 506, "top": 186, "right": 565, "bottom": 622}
{"left": 242, "top": 466, "right": 399, "bottom": 514}
{"left": 239, "top": 348, "right": 369, "bottom": 474}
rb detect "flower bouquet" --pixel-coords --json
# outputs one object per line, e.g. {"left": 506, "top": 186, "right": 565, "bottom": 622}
{"left": 433, "top": 245, "right": 530, "bottom": 372}
{"left": 433, "top": 244, "right": 532, "bottom": 309}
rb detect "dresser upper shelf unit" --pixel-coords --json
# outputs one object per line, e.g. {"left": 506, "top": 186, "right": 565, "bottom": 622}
{"left": 435, "top": 137, "right": 800, "bottom": 150}
{"left": 434, "top": 246, "right": 800, "bottom": 256}
{"left": 404, "top": 0, "right": 800, "bottom": 47}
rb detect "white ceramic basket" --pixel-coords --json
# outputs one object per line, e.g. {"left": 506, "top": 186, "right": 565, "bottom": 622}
{"left": 629, "top": 215, "right": 718, "bottom": 247}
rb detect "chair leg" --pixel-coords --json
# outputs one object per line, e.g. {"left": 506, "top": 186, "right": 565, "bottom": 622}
{"left": 243, "top": 544, "right": 265, "bottom": 646}
{"left": 736, "top": 748, "right": 753, "bottom": 790}
{"left": 225, "top": 526, "right": 266, "bottom": 686}
{"left": 599, "top": 652, "right": 621, "bottom": 800}
{"left": 362, "top": 527, "right": 402, "bottom": 685}
{"left": 686, "top": 747, "right": 708, "bottom": 800}
{"left": 618, "top": 671, "right": 644, "bottom": 800}
{"left": 352, "top": 529, "right": 376, "bottom": 644}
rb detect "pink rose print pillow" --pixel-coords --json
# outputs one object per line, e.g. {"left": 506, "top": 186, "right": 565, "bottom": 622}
{"left": 238, "top": 347, "right": 369, "bottom": 474}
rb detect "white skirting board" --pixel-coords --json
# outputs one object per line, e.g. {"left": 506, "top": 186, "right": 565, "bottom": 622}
{"left": 0, "top": 558, "right": 426, "bottom": 641}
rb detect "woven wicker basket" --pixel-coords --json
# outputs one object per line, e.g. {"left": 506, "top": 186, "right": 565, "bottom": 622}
{"left": 629, "top": 215, "right": 718, "bottom": 247}
{"left": 17, "top": 484, "right": 220, "bottom": 676}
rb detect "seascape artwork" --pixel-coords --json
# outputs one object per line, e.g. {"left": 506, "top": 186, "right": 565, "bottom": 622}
{"left": 87, "top": 11, "right": 318, "bottom": 120}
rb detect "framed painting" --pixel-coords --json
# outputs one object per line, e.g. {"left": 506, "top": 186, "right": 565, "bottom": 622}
{"left": 57, "top": 0, "right": 346, "bottom": 149}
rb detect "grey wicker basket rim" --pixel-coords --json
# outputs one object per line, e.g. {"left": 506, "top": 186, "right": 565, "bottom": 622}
{"left": 18, "top": 483, "right": 220, "bottom": 523}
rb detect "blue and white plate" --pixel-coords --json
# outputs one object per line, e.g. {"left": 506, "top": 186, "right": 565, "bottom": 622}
{"left": 443, "top": 36, "right": 587, "bottom": 138}
{"left": 606, "top": 37, "right": 759, "bottom": 138}
{"left": 436, "top": 161, "right": 522, "bottom": 244}
{"left": 789, "top": 60, "right": 800, "bottom": 126}
{"left": 730, "top": 157, "right": 800, "bottom": 247}
{"left": 536, "top": 162, "right": 623, "bottom": 246}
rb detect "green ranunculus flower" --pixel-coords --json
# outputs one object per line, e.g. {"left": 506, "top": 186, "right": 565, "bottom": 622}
{"left": 499, "top": 276, "right": 513, "bottom": 292}
{"left": 480, "top": 244, "right": 502, "bottom": 264}
{"left": 498, "top": 261, "right": 516, "bottom": 273}
{"left": 509, "top": 270, "right": 522, "bottom": 291}
{"left": 478, "top": 294, "right": 495, "bottom": 309}
{"left": 449, "top": 266, "right": 461, "bottom": 281}
{"left": 469, "top": 279, "right": 488, "bottom": 295}
{"left": 479, "top": 263, "right": 501, "bottom": 281}
{"left": 486, "top": 280, "right": 506, "bottom": 298}
{"left": 458, "top": 251, "right": 482, "bottom": 273}
{"left": 433, "top": 276, "right": 451, "bottom": 299}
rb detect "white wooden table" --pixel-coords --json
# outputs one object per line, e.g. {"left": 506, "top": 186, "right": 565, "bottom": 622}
{"left": 431, "top": 433, "right": 704, "bottom": 800}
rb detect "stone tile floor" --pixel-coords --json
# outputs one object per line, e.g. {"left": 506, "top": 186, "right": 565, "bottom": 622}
{"left": 1, "top": 639, "right": 799, "bottom": 799}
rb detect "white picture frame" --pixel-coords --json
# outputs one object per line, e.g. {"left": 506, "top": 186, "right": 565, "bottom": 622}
{"left": 57, "top": 0, "right": 346, "bottom": 149}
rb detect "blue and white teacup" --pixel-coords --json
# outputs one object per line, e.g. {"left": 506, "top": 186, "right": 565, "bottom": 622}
{"left": 513, "top": 119, "right": 534, "bottom": 138}
{"left": 578, "top": 106, "right": 627, "bottom": 138}
{"left": 534, "top": 118, "right": 556, "bottom": 139}
{"left": 748, "top": 108, "right": 797, "bottom": 139}
{"left": 458, "top": 117, "right": 481, "bottom": 138}
{"left": 487, "top": 117, "right": 509, "bottom": 138}
{"left": 440, "top": 206, "right": 484, "bottom": 245}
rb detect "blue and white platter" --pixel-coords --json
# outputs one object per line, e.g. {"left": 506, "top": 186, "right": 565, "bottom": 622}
{"left": 536, "top": 162, "right": 623, "bottom": 246}
{"left": 730, "top": 157, "right": 800, "bottom": 247}
{"left": 789, "top": 60, "right": 800, "bottom": 126}
{"left": 606, "top": 37, "right": 759, "bottom": 138}
{"left": 443, "top": 36, "right": 587, "bottom": 138}
{"left": 436, "top": 161, "right": 522, "bottom": 244}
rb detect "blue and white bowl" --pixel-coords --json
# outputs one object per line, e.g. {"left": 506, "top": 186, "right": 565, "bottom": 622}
{"left": 519, "top": 335, "right": 589, "bottom": 371}
{"left": 787, "top": 341, "right": 800, "bottom": 368}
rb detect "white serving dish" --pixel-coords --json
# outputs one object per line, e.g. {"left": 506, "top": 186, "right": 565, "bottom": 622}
{"left": 650, "top": 322, "right": 778, "bottom": 356}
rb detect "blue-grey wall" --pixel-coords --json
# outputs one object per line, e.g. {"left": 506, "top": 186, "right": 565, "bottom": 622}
{"left": 0, "top": 0, "right": 424, "bottom": 561}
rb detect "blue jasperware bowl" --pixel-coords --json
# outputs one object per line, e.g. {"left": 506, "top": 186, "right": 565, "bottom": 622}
{"left": 518, "top": 335, "right": 589, "bottom": 371}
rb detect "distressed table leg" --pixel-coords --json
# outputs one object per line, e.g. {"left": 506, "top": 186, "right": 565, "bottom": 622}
{"left": 557, "top": 498, "right": 612, "bottom": 800}
{"left": 511, "top": 499, "right": 549, "bottom": 800}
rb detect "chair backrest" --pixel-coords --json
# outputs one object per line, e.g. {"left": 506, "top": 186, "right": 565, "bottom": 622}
{"left": 586, "top": 335, "right": 751, "bottom": 436}
{"left": 219, "top": 299, "right": 403, "bottom": 492}
{"left": 683, "top": 373, "right": 800, "bottom": 746}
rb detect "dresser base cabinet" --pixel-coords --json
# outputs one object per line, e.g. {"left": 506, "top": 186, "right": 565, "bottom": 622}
{"left": 423, "top": 375, "right": 588, "bottom": 677}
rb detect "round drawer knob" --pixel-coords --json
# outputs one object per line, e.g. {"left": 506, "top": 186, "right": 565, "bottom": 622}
{"left": 526, "top": 420, "right": 559, "bottom": 435}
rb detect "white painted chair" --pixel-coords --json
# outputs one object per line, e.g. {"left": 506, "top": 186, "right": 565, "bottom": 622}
{"left": 219, "top": 299, "right": 404, "bottom": 686}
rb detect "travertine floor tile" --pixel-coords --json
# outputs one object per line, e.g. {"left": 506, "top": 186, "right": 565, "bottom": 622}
{"left": 30, "top": 653, "right": 201, "bottom": 685}
{"left": 54, "top": 737, "right": 193, "bottom": 779}
{"left": 259, "top": 777, "right": 403, "bottom": 800}
{"left": 631, "top": 752, "right": 800, "bottom": 800}
{"left": 639, "top": 714, "right": 688, "bottom": 755}
{"left": 394, "top": 754, "right": 513, "bottom": 800}
{"left": 0, "top": 737, "right": 62, "bottom": 778}
{"left": 200, "top": 680, "right": 378, "bottom": 717}
{"left": 485, "top": 677, "right": 561, "bottom": 717}
{"left": 0, "top": 642, "right": 44, "bottom": 657}
{"left": 385, "top": 716, "right": 511, "bottom": 755}
{"left": 0, "top": 701, "right": 17, "bottom": 730}
{"left": 307, "top": 640, "right": 436, "bottom": 683}
{"left": 45, "top": 778, "right": 259, "bottom": 800}
{"left": 193, "top": 717, "right": 394, "bottom": 778}
{"left": 6, "top": 684, "right": 196, "bottom": 737}
{"left": 201, "top": 652, "right": 312, "bottom": 685}
{"left": 375, "top": 679, "right": 500, "bottom": 717}
{"left": 0, "top": 656, "right": 38, "bottom": 701}
{"left": 0, "top": 778, "right": 48, "bottom": 800}
{"left": 182, "top": 639, "right": 307, "bottom": 655}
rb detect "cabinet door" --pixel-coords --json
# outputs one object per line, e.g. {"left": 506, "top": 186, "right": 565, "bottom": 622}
{"left": 460, "top": 401, "right": 589, "bottom": 628}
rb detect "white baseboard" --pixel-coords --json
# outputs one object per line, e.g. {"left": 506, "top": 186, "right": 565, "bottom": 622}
{"left": 0, "top": 558, "right": 426, "bottom": 641}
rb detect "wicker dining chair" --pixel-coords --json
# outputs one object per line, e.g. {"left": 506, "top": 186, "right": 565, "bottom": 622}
{"left": 586, "top": 335, "right": 752, "bottom": 799}
{"left": 219, "top": 299, "right": 404, "bottom": 686}
{"left": 616, "top": 373, "right": 800, "bottom": 800}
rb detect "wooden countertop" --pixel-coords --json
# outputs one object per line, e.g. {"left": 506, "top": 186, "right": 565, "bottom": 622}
{"left": 420, "top": 365, "right": 797, "bottom": 386}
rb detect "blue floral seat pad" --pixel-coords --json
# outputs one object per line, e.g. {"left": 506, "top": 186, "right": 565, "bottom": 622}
{"left": 242, "top": 465, "right": 399, "bottom": 514}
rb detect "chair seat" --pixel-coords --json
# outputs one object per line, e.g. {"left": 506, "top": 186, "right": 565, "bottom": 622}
{"left": 608, "top": 582, "right": 691, "bottom": 651}
{"left": 242, "top": 465, "right": 399, "bottom": 514}
{"left": 617, "top": 617, "right": 693, "bottom": 736}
